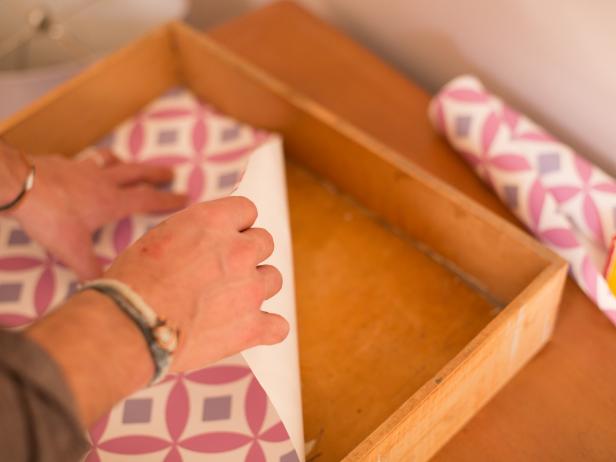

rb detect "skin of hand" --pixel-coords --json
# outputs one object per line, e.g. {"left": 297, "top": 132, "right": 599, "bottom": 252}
{"left": 27, "top": 196, "right": 289, "bottom": 426}
{"left": 104, "top": 195, "right": 290, "bottom": 372}
{"left": 5, "top": 149, "right": 188, "bottom": 281}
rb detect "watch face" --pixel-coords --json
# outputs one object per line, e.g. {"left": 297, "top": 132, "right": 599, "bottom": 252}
{"left": 153, "top": 324, "right": 178, "bottom": 352}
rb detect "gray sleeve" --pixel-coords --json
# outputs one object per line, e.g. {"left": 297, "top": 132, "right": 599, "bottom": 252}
{"left": 0, "top": 329, "right": 89, "bottom": 462}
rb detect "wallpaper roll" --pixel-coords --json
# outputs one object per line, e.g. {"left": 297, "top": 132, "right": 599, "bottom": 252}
{"left": 428, "top": 75, "right": 616, "bottom": 325}
{"left": 0, "top": 89, "right": 304, "bottom": 461}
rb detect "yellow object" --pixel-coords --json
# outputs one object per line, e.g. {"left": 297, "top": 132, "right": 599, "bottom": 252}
{"left": 605, "top": 237, "right": 616, "bottom": 295}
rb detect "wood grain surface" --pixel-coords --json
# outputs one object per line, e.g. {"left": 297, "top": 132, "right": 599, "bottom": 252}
{"left": 286, "top": 161, "right": 495, "bottom": 460}
{"left": 209, "top": 2, "right": 616, "bottom": 460}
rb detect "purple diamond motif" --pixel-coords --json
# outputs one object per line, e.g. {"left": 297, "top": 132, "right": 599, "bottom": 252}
{"left": 202, "top": 396, "right": 232, "bottom": 421}
{"left": 92, "top": 228, "right": 102, "bottom": 245}
{"left": 122, "top": 398, "right": 152, "bottom": 424}
{"left": 280, "top": 450, "right": 299, "bottom": 462}
{"left": 157, "top": 129, "right": 178, "bottom": 145}
{"left": 0, "top": 283, "right": 22, "bottom": 302}
{"left": 221, "top": 125, "right": 241, "bottom": 142}
{"left": 454, "top": 115, "right": 472, "bottom": 137}
{"left": 537, "top": 152, "right": 560, "bottom": 175}
{"left": 66, "top": 281, "right": 79, "bottom": 297}
{"left": 502, "top": 185, "right": 519, "bottom": 209}
{"left": 8, "top": 229, "right": 30, "bottom": 245}
{"left": 164, "top": 87, "right": 184, "bottom": 97}
{"left": 218, "top": 171, "right": 241, "bottom": 189}
{"left": 97, "top": 132, "right": 115, "bottom": 148}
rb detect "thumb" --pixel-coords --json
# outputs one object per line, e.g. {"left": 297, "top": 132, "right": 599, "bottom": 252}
{"left": 47, "top": 224, "right": 102, "bottom": 282}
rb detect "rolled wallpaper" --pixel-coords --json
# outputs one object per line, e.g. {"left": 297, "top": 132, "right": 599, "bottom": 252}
{"left": 429, "top": 75, "right": 616, "bottom": 325}
{"left": 0, "top": 89, "right": 304, "bottom": 461}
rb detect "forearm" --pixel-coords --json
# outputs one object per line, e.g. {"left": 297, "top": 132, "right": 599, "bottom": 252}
{"left": 0, "top": 141, "right": 30, "bottom": 204}
{"left": 26, "top": 290, "right": 153, "bottom": 427}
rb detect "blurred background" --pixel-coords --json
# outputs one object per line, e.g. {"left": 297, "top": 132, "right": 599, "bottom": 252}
{"left": 0, "top": 0, "right": 188, "bottom": 118}
{"left": 1, "top": 0, "right": 614, "bottom": 173}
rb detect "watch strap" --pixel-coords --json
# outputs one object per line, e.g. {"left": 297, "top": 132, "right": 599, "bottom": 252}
{"left": 80, "top": 279, "right": 178, "bottom": 385}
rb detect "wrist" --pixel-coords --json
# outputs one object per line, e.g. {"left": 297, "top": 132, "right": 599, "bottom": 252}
{"left": 81, "top": 279, "right": 179, "bottom": 384}
{"left": 26, "top": 290, "right": 153, "bottom": 426}
{"left": 104, "top": 269, "right": 191, "bottom": 363}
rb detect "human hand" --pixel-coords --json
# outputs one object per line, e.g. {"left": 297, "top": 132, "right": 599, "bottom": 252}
{"left": 104, "top": 196, "right": 289, "bottom": 372}
{"left": 8, "top": 149, "right": 188, "bottom": 281}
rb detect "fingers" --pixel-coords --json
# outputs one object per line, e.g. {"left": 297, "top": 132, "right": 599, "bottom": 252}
{"left": 256, "top": 312, "right": 290, "bottom": 345}
{"left": 78, "top": 148, "right": 119, "bottom": 168}
{"left": 257, "top": 265, "right": 282, "bottom": 299}
{"left": 225, "top": 196, "right": 258, "bottom": 230}
{"left": 243, "top": 228, "right": 274, "bottom": 263}
{"left": 247, "top": 266, "right": 285, "bottom": 346}
{"left": 48, "top": 225, "right": 102, "bottom": 281}
{"left": 118, "top": 185, "right": 188, "bottom": 218}
{"left": 105, "top": 163, "right": 174, "bottom": 187}
{"left": 213, "top": 196, "right": 258, "bottom": 230}
{"left": 188, "top": 197, "right": 257, "bottom": 231}
{"left": 78, "top": 149, "right": 174, "bottom": 187}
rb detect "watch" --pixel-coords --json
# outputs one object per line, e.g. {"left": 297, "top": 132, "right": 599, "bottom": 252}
{"left": 80, "top": 278, "right": 179, "bottom": 384}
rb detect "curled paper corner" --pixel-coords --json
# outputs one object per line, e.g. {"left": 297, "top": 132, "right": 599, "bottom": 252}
{"left": 235, "top": 135, "right": 306, "bottom": 461}
{"left": 429, "top": 75, "right": 616, "bottom": 326}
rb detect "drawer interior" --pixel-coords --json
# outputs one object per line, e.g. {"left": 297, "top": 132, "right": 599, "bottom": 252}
{"left": 287, "top": 161, "right": 495, "bottom": 460}
{"left": 0, "top": 22, "right": 561, "bottom": 462}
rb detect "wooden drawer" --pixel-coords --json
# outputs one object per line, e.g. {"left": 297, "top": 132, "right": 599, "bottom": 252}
{"left": 0, "top": 22, "right": 567, "bottom": 462}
